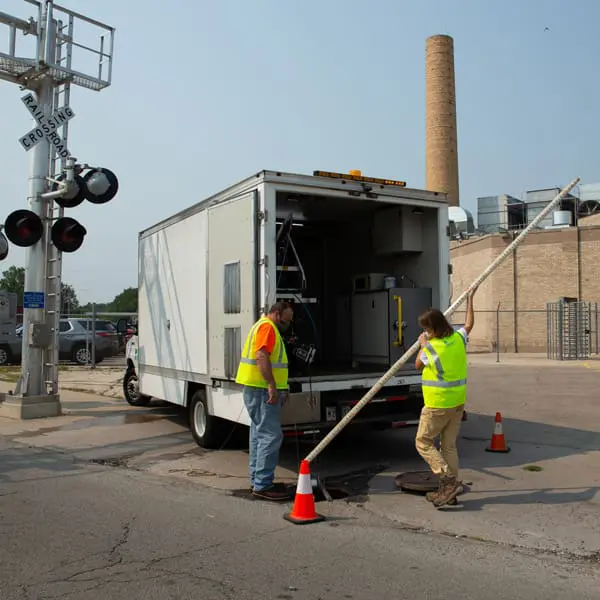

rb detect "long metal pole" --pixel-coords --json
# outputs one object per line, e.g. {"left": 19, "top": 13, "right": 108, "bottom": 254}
{"left": 19, "top": 3, "right": 56, "bottom": 398}
{"left": 91, "top": 302, "right": 96, "bottom": 368}
{"left": 305, "top": 177, "right": 580, "bottom": 463}
{"left": 496, "top": 303, "right": 500, "bottom": 363}
{"left": 20, "top": 78, "right": 53, "bottom": 397}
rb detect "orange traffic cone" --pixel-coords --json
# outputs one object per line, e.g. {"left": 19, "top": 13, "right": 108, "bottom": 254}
{"left": 485, "top": 412, "right": 511, "bottom": 453}
{"left": 284, "top": 460, "right": 325, "bottom": 525}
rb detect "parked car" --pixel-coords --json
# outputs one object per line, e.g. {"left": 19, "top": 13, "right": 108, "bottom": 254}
{"left": 0, "top": 337, "right": 22, "bottom": 367}
{"left": 0, "top": 318, "right": 120, "bottom": 366}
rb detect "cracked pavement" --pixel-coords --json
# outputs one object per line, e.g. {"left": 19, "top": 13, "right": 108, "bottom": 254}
{"left": 1, "top": 439, "right": 600, "bottom": 599}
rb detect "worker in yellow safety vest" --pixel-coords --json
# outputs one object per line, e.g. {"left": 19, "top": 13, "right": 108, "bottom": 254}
{"left": 414, "top": 287, "right": 477, "bottom": 508}
{"left": 235, "top": 301, "right": 294, "bottom": 501}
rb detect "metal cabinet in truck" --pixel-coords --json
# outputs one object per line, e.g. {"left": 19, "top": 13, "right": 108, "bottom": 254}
{"left": 119, "top": 169, "right": 451, "bottom": 449}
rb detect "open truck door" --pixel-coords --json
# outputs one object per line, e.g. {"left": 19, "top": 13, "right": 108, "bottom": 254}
{"left": 186, "top": 188, "right": 264, "bottom": 447}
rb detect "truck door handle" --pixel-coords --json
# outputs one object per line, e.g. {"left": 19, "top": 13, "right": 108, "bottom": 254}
{"left": 392, "top": 295, "right": 404, "bottom": 347}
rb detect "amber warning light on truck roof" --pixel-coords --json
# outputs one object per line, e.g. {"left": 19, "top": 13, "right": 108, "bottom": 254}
{"left": 312, "top": 170, "right": 407, "bottom": 187}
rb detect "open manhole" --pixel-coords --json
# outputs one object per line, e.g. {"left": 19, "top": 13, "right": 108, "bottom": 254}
{"left": 229, "top": 465, "right": 387, "bottom": 503}
{"left": 316, "top": 464, "right": 388, "bottom": 502}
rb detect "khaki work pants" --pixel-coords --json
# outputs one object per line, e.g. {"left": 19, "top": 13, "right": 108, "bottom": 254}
{"left": 415, "top": 405, "right": 465, "bottom": 479}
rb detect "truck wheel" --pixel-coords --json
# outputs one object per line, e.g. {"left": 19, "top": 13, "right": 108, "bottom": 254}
{"left": 189, "top": 389, "right": 229, "bottom": 449}
{"left": 123, "top": 370, "right": 151, "bottom": 407}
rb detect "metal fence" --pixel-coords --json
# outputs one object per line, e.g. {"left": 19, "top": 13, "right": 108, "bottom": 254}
{"left": 546, "top": 299, "right": 599, "bottom": 360}
{"left": 450, "top": 305, "right": 600, "bottom": 360}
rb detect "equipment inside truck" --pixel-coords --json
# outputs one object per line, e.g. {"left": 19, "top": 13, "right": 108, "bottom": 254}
{"left": 274, "top": 191, "right": 441, "bottom": 384}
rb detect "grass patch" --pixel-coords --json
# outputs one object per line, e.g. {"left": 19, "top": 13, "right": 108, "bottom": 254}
{"left": 0, "top": 365, "right": 71, "bottom": 383}
{"left": 0, "top": 368, "right": 21, "bottom": 383}
{"left": 522, "top": 464, "right": 544, "bottom": 472}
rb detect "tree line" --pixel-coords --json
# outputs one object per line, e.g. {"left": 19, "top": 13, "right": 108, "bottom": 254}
{"left": 0, "top": 265, "right": 138, "bottom": 314}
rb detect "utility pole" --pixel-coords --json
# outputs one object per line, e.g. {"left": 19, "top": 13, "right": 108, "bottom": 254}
{"left": 0, "top": 1, "right": 117, "bottom": 419}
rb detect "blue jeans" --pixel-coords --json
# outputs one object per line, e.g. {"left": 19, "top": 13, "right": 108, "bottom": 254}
{"left": 243, "top": 386, "right": 284, "bottom": 491}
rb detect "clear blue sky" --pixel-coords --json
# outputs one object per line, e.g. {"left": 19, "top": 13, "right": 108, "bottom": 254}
{"left": 1, "top": 0, "right": 598, "bottom": 303}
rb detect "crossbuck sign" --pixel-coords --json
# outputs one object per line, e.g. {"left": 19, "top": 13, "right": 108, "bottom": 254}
{"left": 18, "top": 93, "right": 75, "bottom": 158}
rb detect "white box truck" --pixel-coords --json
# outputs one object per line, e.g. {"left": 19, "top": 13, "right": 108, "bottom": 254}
{"left": 118, "top": 169, "right": 451, "bottom": 448}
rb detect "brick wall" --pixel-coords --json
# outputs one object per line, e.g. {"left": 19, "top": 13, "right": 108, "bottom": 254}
{"left": 450, "top": 225, "right": 600, "bottom": 352}
{"left": 580, "top": 213, "right": 600, "bottom": 227}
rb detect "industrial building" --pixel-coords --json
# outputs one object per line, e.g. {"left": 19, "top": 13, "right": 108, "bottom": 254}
{"left": 473, "top": 184, "right": 600, "bottom": 235}
{"left": 449, "top": 185, "right": 600, "bottom": 354}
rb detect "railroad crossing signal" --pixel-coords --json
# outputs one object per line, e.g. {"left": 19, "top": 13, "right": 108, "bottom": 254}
{"left": 18, "top": 93, "right": 76, "bottom": 158}
{"left": 3, "top": 209, "right": 87, "bottom": 253}
{"left": 50, "top": 217, "right": 87, "bottom": 253}
{"left": 83, "top": 168, "right": 119, "bottom": 204}
{"left": 52, "top": 173, "right": 87, "bottom": 208}
{"left": 4, "top": 209, "right": 44, "bottom": 247}
{"left": 3, "top": 164, "right": 118, "bottom": 254}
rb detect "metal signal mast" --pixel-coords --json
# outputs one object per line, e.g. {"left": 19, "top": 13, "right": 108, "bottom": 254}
{"left": 0, "top": 1, "right": 118, "bottom": 419}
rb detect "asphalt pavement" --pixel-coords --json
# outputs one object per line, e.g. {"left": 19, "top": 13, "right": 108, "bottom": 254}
{"left": 1, "top": 353, "right": 600, "bottom": 598}
{"left": 1, "top": 437, "right": 600, "bottom": 600}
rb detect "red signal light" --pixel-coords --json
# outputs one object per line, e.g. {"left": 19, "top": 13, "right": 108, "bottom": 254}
{"left": 4, "top": 210, "right": 43, "bottom": 247}
{"left": 51, "top": 217, "right": 87, "bottom": 253}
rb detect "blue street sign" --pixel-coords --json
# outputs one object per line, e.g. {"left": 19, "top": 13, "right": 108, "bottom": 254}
{"left": 23, "top": 291, "right": 45, "bottom": 309}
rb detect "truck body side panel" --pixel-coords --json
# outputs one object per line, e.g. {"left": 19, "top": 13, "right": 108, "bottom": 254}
{"left": 137, "top": 209, "right": 209, "bottom": 400}
{"left": 207, "top": 190, "right": 259, "bottom": 380}
{"left": 208, "top": 386, "right": 251, "bottom": 425}
{"left": 141, "top": 373, "right": 186, "bottom": 407}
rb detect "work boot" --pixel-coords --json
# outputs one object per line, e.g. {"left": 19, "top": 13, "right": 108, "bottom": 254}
{"left": 426, "top": 488, "right": 441, "bottom": 503}
{"left": 426, "top": 482, "right": 462, "bottom": 505}
{"left": 432, "top": 476, "right": 461, "bottom": 508}
{"left": 252, "top": 483, "right": 291, "bottom": 502}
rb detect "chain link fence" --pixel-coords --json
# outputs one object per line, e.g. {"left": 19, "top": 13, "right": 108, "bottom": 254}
{"left": 450, "top": 305, "right": 600, "bottom": 361}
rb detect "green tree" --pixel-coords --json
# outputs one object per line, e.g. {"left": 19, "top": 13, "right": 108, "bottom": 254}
{"left": 0, "top": 265, "right": 25, "bottom": 297}
{"left": 79, "top": 301, "right": 109, "bottom": 315}
{"left": 0, "top": 265, "right": 80, "bottom": 311}
{"left": 61, "top": 283, "right": 80, "bottom": 314}
{"left": 109, "top": 287, "right": 138, "bottom": 312}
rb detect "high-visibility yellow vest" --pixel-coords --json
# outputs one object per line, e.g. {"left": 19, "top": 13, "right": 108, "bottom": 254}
{"left": 421, "top": 331, "right": 467, "bottom": 409}
{"left": 235, "top": 317, "right": 289, "bottom": 390}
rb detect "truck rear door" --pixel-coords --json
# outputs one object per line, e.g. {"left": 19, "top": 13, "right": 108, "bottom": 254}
{"left": 207, "top": 189, "right": 262, "bottom": 380}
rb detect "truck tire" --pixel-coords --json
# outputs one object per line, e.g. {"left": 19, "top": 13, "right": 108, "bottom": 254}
{"left": 189, "top": 389, "right": 229, "bottom": 449}
{"left": 123, "top": 370, "right": 151, "bottom": 407}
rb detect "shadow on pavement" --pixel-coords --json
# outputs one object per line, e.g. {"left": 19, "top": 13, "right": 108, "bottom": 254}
{"left": 456, "top": 486, "right": 600, "bottom": 511}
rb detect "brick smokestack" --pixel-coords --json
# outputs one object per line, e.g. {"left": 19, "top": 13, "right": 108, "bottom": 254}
{"left": 426, "top": 34, "right": 459, "bottom": 207}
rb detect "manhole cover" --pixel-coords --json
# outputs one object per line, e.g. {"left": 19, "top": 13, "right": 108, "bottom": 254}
{"left": 394, "top": 471, "right": 440, "bottom": 493}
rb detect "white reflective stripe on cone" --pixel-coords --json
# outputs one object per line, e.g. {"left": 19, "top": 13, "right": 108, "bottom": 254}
{"left": 296, "top": 474, "right": 312, "bottom": 495}
{"left": 494, "top": 423, "right": 502, "bottom": 434}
